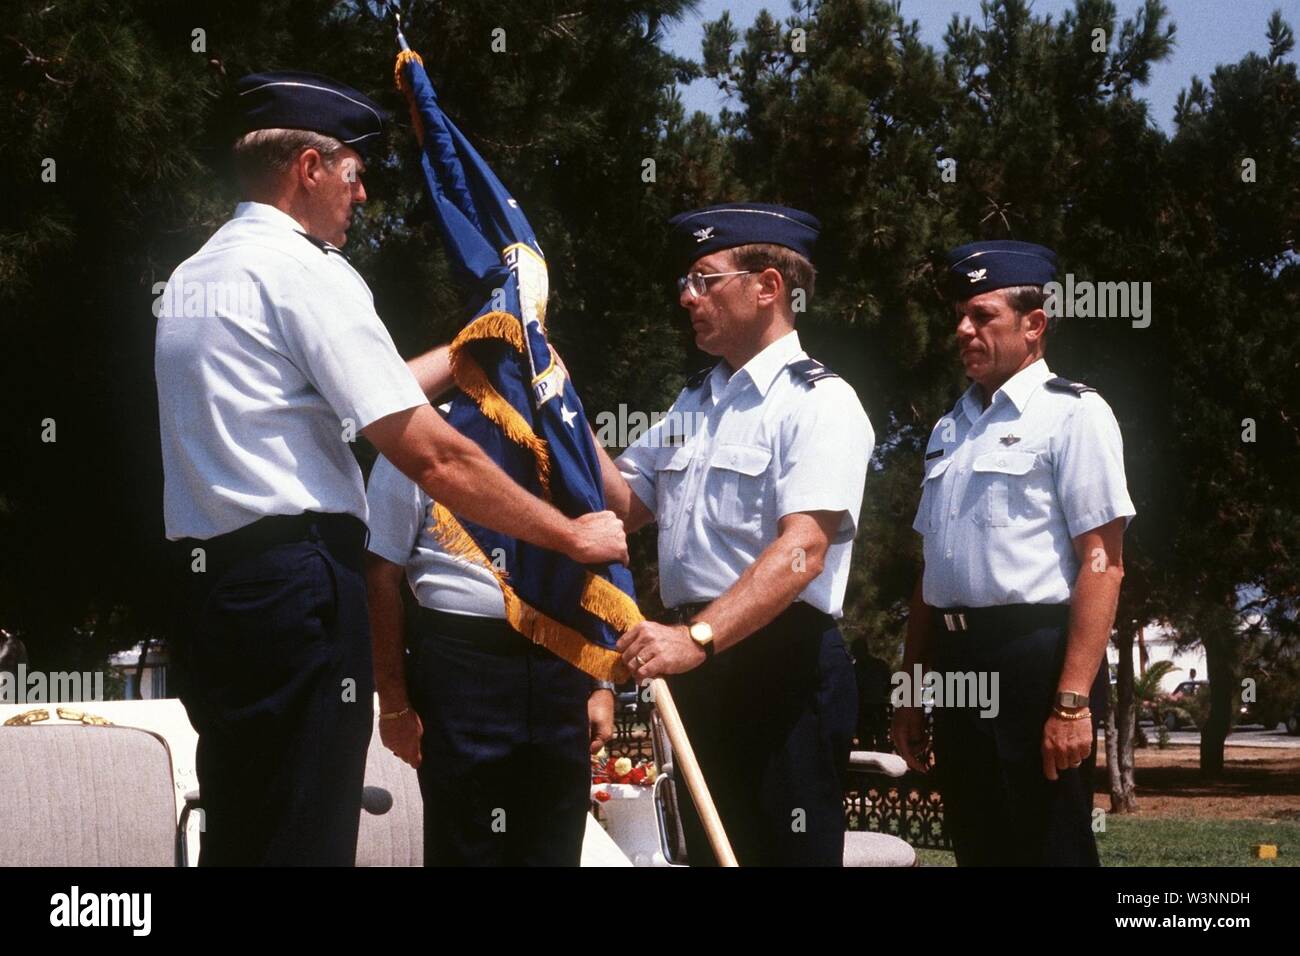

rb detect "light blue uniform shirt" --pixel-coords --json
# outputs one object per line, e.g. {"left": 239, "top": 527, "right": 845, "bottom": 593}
{"left": 365, "top": 452, "right": 507, "bottom": 619}
{"left": 914, "top": 358, "right": 1135, "bottom": 608}
{"left": 616, "top": 331, "right": 873, "bottom": 618}
{"left": 155, "top": 202, "right": 427, "bottom": 540}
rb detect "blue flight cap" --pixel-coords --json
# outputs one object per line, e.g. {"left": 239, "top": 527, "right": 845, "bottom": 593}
{"left": 234, "top": 71, "right": 386, "bottom": 159}
{"left": 669, "top": 202, "right": 820, "bottom": 270}
{"left": 945, "top": 240, "right": 1058, "bottom": 298}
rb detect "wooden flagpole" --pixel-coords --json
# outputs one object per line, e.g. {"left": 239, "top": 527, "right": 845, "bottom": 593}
{"left": 650, "top": 678, "right": 738, "bottom": 867}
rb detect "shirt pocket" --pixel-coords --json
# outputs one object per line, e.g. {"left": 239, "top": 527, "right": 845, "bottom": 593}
{"left": 703, "top": 442, "right": 772, "bottom": 534}
{"left": 971, "top": 450, "right": 1038, "bottom": 527}
{"left": 653, "top": 444, "right": 694, "bottom": 529}
{"left": 918, "top": 456, "right": 953, "bottom": 533}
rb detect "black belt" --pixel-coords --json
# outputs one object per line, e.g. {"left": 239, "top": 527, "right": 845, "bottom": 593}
{"left": 932, "top": 603, "right": 1070, "bottom": 634}
{"left": 178, "top": 512, "right": 367, "bottom": 574}
{"left": 663, "top": 602, "right": 712, "bottom": 625}
{"left": 410, "top": 606, "right": 527, "bottom": 655}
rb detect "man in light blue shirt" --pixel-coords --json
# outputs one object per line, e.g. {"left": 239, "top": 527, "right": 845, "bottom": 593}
{"left": 599, "top": 203, "right": 873, "bottom": 866}
{"left": 364, "top": 448, "right": 616, "bottom": 866}
{"left": 155, "top": 72, "right": 626, "bottom": 866}
{"left": 892, "top": 240, "right": 1135, "bottom": 866}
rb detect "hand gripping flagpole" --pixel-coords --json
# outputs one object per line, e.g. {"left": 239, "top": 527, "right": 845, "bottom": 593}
{"left": 383, "top": 2, "right": 735, "bottom": 867}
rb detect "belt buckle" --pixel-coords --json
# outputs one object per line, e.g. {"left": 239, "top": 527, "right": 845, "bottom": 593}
{"left": 943, "top": 612, "right": 968, "bottom": 633}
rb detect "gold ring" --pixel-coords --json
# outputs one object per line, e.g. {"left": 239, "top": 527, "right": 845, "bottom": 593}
{"left": 635, "top": 654, "right": 648, "bottom": 666}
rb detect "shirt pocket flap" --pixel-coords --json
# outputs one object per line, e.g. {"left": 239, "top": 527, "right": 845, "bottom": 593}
{"left": 972, "top": 451, "right": 1036, "bottom": 476}
{"left": 920, "top": 456, "right": 953, "bottom": 486}
{"left": 710, "top": 443, "right": 772, "bottom": 476}
{"left": 655, "top": 444, "right": 694, "bottom": 473}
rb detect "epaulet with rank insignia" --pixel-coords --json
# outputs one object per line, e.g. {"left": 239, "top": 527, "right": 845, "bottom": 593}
{"left": 1043, "top": 376, "right": 1097, "bottom": 397}
{"left": 788, "top": 358, "right": 840, "bottom": 387}
{"left": 685, "top": 364, "right": 717, "bottom": 390}
{"left": 296, "top": 230, "right": 346, "bottom": 258}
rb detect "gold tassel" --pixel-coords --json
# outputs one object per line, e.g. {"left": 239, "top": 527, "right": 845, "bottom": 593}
{"left": 393, "top": 50, "right": 426, "bottom": 147}
{"left": 393, "top": 49, "right": 424, "bottom": 93}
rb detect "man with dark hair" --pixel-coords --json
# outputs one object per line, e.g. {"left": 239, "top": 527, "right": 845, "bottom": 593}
{"left": 892, "top": 239, "right": 1135, "bottom": 866}
{"left": 155, "top": 70, "right": 626, "bottom": 866}
{"left": 598, "top": 203, "right": 873, "bottom": 866}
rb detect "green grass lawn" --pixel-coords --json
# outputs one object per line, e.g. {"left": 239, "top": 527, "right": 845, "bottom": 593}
{"left": 915, "top": 817, "right": 1297, "bottom": 867}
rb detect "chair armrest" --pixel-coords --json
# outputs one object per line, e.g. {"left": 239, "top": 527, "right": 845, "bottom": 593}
{"left": 177, "top": 790, "right": 203, "bottom": 867}
{"left": 849, "top": 750, "right": 909, "bottom": 778}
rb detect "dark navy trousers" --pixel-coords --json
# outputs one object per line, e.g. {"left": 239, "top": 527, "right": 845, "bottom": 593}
{"left": 930, "top": 606, "right": 1107, "bottom": 867}
{"left": 173, "top": 513, "right": 373, "bottom": 866}
{"left": 406, "top": 607, "right": 592, "bottom": 866}
{"left": 667, "top": 603, "right": 858, "bottom": 867}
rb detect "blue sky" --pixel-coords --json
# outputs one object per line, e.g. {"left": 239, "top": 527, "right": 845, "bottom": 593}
{"left": 662, "top": 0, "right": 1299, "bottom": 133}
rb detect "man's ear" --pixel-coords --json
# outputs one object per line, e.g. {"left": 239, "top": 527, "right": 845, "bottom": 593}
{"left": 755, "top": 266, "right": 784, "bottom": 307}
{"left": 295, "top": 148, "right": 328, "bottom": 189}
{"left": 1023, "top": 307, "right": 1048, "bottom": 343}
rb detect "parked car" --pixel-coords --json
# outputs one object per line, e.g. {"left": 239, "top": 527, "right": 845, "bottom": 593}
{"left": 1158, "top": 680, "right": 1206, "bottom": 730}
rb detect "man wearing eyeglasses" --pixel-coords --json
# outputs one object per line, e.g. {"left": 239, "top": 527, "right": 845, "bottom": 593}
{"left": 592, "top": 203, "right": 873, "bottom": 866}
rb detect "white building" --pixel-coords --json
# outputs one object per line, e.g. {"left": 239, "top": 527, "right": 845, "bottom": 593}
{"left": 1106, "top": 621, "right": 1205, "bottom": 692}
{"left": 109, "top": 642, "right": 170, "bottom": 700}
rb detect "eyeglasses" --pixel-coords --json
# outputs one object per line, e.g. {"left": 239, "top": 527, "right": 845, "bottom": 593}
{"left": 676, "top": 271, "right": 755, "bottom": 299}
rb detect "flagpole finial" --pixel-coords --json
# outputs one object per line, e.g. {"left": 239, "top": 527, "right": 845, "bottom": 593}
{"left": 385, "top": 0, "right": 410, "bottom": 51}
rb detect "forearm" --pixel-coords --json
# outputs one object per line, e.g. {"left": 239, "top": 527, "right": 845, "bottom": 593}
{"left": 406, "top": 345, "right": 453, "bottom": 401}
{"left": 368, "top": 405, "right": 576, "bottom": 556}
{"left": 902, "top": 575, "right": 934, "bottom": 673}
{"left": 591, "top": 427, "right": 633, "bottom": 520}
{"left": 1058, "top": 563, "right": 1123, "bottom": 697}
{"left": 365, "top": 557, "right": 411, "bottom": 711}
{"left": 421, "top": 435, "right": 576, "bottom": 554}
{"left": 694, "top": 531, "right": 824, "bottom": 653}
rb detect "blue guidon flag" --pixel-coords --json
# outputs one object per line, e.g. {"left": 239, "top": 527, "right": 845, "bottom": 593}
{"left": 394, "top": 44, "right": 639, "bottom": 681}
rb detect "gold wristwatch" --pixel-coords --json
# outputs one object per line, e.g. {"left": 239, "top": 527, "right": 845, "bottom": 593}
{"left": 688, "top": 621, "right": 715, "bottom": 659}
{"left": 1054, "top": 691, "right": 1089, "bottom": 709}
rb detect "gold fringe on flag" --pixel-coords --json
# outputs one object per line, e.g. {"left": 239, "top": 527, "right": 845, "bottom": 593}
{"left": 402, "top": 170, "right": 640, "bottom": 678}
{"left": 428, "top": 503, "right": 507, "bottom": 580}
{"left": 428, "top": 503, "right": 632, "bottom": 682}
{"left": 448, "top": 311, "right": 556, "bottom": 497}
{"left": 580, "top": 572, "right": 644, "bottom": 634}
{"left": 448, "top": 350, "right": 552, "bottom": 498}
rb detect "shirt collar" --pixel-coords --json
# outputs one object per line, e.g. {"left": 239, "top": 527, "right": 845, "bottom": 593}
{"left": 714, "top": 330, "right": 803, "bottom": 401}
{"left": 958, "top": 358, "right": 1053, "bottom": 422}
{"left": 233, "top": 200, "right": 309, "bottom": 235}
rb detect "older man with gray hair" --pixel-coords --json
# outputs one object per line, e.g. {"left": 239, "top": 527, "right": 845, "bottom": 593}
{"left": 155, "top": 70, "right": 626, "bottom": 866}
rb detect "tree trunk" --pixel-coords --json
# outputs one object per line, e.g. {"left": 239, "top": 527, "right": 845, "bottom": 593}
{"left": 1200, "top": 631, "right": 1233, "bottom": 777}
{"left": 134, "top": 637, "right": 151, "bottom": 701}
{"left": 1104, "top": 685, "right": 1122, "bottom": 805}
{"left": 1109, "top": 628, "right": 1139, "bottom": 812}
